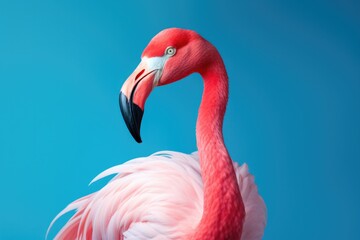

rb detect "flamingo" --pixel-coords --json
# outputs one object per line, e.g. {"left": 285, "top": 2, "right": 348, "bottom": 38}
{"left": 47, "top": 28, "right": 266, "bottom": 240}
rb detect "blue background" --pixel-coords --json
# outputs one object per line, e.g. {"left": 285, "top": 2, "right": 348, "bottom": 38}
{"left": 0, "top": 0, "right": 359, "bottom": 239}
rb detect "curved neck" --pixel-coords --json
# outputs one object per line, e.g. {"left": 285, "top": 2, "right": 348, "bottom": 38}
{"left": 192, "top": 57, "right": 245, "bottom": 239}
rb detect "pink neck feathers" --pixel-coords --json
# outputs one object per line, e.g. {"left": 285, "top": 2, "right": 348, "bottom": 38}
{"left": 192, "top": 54, "right": 245, "bottom": 240}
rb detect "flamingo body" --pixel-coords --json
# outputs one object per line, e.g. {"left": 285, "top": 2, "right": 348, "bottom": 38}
{"left": 48, "top": 152, "right": 266, "bottom": 239}
{"left": 48, "top": 28, "right": 267, "bottom": 239}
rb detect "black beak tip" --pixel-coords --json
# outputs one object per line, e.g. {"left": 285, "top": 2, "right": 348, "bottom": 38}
{"left": 119, "top": 92, "right": 143, "bottom": 143}
{"left": 134, "top": 135, "right": 142, "bottom": 143}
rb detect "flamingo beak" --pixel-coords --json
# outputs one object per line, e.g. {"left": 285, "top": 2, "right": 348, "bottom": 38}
{"left": 119, "top": 92, "right": 144, "bottom": 143}
{"left": 119, "top": 58, "right": 163, "bottom": 143}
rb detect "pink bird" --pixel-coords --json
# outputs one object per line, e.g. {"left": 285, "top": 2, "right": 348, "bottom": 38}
{"left": 48, "top": 28, "right": 266, "bottom": 240}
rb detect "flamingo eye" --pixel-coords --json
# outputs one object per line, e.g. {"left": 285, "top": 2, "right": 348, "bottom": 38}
{"left": 165, "top": 46, "right": 176, "bottom": 56}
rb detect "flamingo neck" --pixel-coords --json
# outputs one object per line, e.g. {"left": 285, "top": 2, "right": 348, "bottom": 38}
{"left": 192, "top": 58, "right": 245, "bottom": 239}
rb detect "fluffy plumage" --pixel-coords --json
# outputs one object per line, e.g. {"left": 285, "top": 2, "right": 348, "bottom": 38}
{"left": 47, "top": 151, "right": 266, "bottom": 240}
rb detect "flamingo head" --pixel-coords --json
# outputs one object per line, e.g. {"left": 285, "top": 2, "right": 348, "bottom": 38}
{"left": 120, "top": 28, "right": 215, "bottom": 143}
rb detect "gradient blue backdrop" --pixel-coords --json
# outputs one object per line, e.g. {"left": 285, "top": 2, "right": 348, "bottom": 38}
{"left": 1, "top": 0, "right": 359, "bottom": 239}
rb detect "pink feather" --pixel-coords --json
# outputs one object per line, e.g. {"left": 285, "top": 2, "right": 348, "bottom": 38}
{"left": 47, "top": 151, "right": 266, "bottom": 239}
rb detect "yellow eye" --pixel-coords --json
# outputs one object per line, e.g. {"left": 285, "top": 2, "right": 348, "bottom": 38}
{"left": 165, "top": 46, "right": 176, "bottom": 56}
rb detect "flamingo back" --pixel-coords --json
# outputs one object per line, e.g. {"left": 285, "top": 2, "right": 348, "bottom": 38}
{"left": 47, "top": 151, "right": 266, "bottom": 240}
